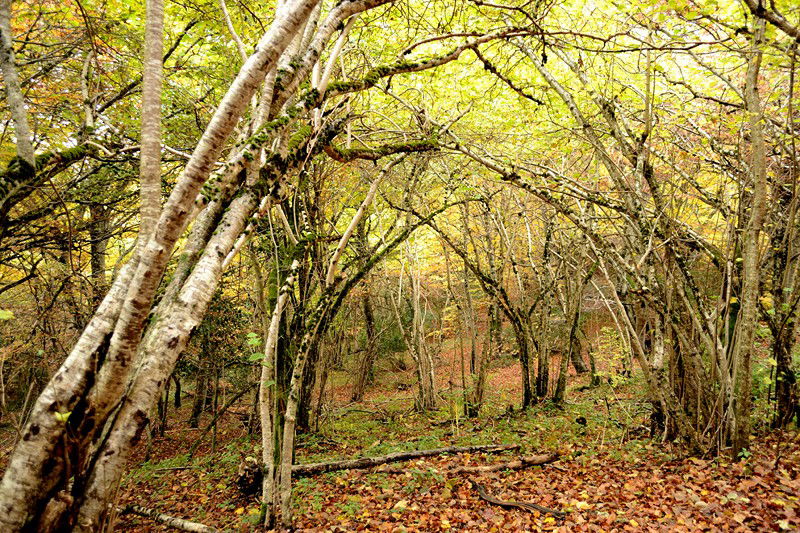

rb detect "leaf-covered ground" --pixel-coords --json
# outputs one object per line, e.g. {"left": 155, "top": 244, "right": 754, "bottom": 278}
{"left": 111, "top": 354, "right": 800, "bottom": 532}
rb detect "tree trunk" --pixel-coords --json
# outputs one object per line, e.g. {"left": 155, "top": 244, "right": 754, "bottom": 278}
{"left": 773, "top": 331, "right": 798, "bottom": 427}
{"left": 0, "top": 0, "right": 35, "bottom": 166}
{"left": 351, "top": 290, "right": 377, "bottom": 402}
{"left": 173, "top": 373, "right": 181, "bottom": 409}
{"left": 733, "top": 18, "right": 767, "bottom": 457}
{"left": 138, "top": 0, "right": 164, "bottom": 251}
{"left": 88, "top": 205, "right": 110, "bottom": 309}
{"left": 190, "top": 373, "right": 207, "bottom": 428}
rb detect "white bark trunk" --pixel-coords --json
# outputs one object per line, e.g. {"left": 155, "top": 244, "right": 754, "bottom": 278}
{"left": 75, "top": 192, "right": 259, "bottom": 530}
{"left": 0, "top": 0, "right": 34, "bottom": 165}
{"left": 0, "top": 2, "right": 319, "bottom": 528}
{"left": 138, "top": 0, "right": 165, "bottom": 251}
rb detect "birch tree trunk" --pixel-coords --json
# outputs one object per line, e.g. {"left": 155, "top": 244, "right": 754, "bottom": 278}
{"left": 138, "top": 0, "right": 164, "bottom": 250}
{"left": 0, "top": 1, "right": 321, "bottom": 528}
{"left": 0, "top": 0, "right": 34, "bottom": 167}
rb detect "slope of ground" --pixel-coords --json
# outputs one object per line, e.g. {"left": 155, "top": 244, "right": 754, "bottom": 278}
{"left": 112, "top": 355, "right": 800, "bottom": 532}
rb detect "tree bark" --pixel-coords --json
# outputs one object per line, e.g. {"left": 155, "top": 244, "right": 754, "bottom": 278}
{"left": 120, "top": 504, "right": 217, "bottom": 533}
{"left": 733, "top": 18, "right": 767, "bottom": 457}
{"left": 138, "top": 0, "right": 164, "bottom": 251}
{"left": 0, "top": 0, "right": 34, "bottom": 166}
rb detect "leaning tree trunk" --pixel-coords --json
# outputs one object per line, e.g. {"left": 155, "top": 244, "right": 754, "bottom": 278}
{"left": 0, "top": 1, "right": 321, "bottom": 528}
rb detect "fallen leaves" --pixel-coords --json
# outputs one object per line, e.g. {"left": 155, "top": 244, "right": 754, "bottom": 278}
{"left": 112, "top": 392, "right": 800, "bottom": 532}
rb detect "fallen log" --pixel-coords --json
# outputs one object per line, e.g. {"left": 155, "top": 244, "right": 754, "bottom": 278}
{"left": 292, "top": 443, "right": 520, "bottom": 477}
{"left": 119, "top": 504, "right": 217, "bottom": 532}
{"left": 238, "top": 443, "right": 522, "bottom": 493}
{"left": 451, "top": 453, "right": 559, "bottom": 473}
{"left": 376, "top": 452, "right": 559, "bottom": 475}
{"left": 470, "top": 480, "right": 565, "bottom": 517}
{"left": 387, "top": 452, "right": 558, "bottom": 474}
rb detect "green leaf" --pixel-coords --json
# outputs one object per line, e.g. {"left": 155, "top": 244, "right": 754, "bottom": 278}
{"left": 0, "top": 309, "right": 14, "bottom": 320}
{"left": 245, "top": 332, "right": 262, "bottom": 347}
{"left": 54, "top": 411, "right": 71, "bottom": 423}
{"left": 248, "top": 352, "right": 265, "bottom": 362}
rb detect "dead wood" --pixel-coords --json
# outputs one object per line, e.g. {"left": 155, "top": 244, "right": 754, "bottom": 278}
{"left": 449, "top": 452, "right": 559, "bottom": 473}
{"left": 292, "top": 443, "right": 520, "bottom": 477}
{"left": 237, "top": 443, "right": 523, "bottom": 495}
{"left": 376, "top": 452, "right": 559, "bottom": 475}
{"left": 119, "top": 504, "right": 217, "bottom": 532}
{"left": 470, "top": 480, "right": 565, "bottom": 517}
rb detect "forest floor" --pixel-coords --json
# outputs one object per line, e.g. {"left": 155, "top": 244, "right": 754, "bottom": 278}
{"left": 105, "top": 345, "right": 800, "bottom": 533}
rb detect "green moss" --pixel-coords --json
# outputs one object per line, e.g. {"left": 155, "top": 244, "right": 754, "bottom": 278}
{"left": 57, "top": 145, "right": 91, "bottom": 163}
{"left": 288, "top": 125, "right": 313, "bottom": 152}
{"left": 323, "top": 60, "right": 421, "bottom": 98}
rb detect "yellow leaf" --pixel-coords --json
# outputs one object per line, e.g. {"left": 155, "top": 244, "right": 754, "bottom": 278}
{"left": 441, "top": 518, "right": 451, "bottom": 529}
{"left": 630, "top": 519, "right": 639, "bottom": 527}
{"left": 234, "top": 507, "right": 244, "bottom": 515}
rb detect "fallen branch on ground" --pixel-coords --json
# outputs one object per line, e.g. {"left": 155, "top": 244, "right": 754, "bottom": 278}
{"left": 292, "top": 443, "right": 520, "bottom": 477}
{"left": 237, "top": 443, "right": 522, "bottom": 494}
{"left": 376, "top": 452, "right": 559, "bottom": 475}
{"left": 470, "top": 480, "right": 566, "bottom": 517}
{"left": 119, "top": 504, "right": 217, "bottom": 532}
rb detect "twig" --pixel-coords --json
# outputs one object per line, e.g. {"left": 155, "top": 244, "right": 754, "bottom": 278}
{"left": 470, "top": 480, "right": 566, "bottom": 517}
{"left": 119, "top": 504, "right": 217, "bottom": 532}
